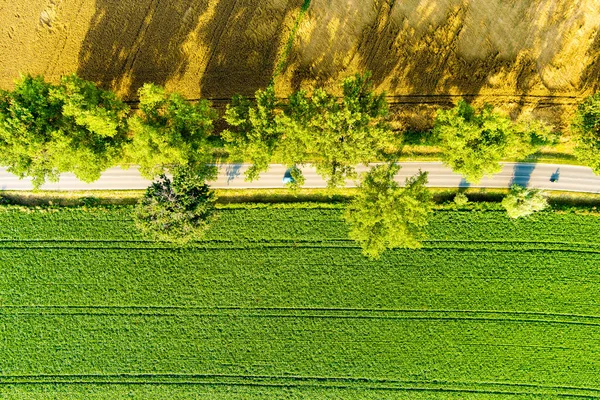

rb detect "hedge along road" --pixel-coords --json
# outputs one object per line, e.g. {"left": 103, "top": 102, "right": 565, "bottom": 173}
{"left": 0, "top": 162, "right": 598, "bottom": 193}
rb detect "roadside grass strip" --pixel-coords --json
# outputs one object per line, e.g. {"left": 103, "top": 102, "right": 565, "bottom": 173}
{"left": 0, "top": 206, "right": 599, "bottom": 398}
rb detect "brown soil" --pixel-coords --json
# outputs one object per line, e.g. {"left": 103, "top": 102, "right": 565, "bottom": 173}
{"left": 0, "top": 0, "right": 599, "bottom": 129}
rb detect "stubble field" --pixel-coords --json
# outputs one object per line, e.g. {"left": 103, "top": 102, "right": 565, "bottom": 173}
{"left": 0, "top": 205, "right": 599, "bottom": 398}
{"left": 1, "top": 0, "right": 599, "bottom": 129}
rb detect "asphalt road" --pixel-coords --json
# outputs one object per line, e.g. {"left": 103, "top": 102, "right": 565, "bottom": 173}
{"left": 0, "top": 162, "right": 598, "bottom": 193}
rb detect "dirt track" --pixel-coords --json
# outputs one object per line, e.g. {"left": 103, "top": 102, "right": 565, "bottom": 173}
{"left": 0, "top": 0, "right": 598, "bottom": 129}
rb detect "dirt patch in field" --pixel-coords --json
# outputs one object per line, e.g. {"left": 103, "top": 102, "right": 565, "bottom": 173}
{"left": 0, "top": 0, "right": 598, "bottom": 128}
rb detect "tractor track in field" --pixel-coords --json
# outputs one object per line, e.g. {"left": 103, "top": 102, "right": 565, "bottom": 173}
{"left": 0, "top": 238, "right": 599, "bottom": 254}
{"left": 0, "top": 373, "right": 599, "bottom": 397}
{"left": 3, "top": 306, "right": 600, "bottom": 327}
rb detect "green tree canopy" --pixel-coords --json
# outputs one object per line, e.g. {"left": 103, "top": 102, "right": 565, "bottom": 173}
{"left": 126, "top": 83, "right": 217, "bottom": 179}
{"left": 572, "top": 92, "right": 600, "bottom": 174}
{"left": 50, "top": 74, "right": 130, "bottom": 182}
{"left": 280, "top": 72, "right": 394, "bottom": 187}
{"left": 222, "top": 84, "right": 282, "bottom": 181}
{"left": 434, "top": 100, "right": 538, "bottom": 183}
{"left": 222, "top": 72, "right": 395, "bottom": 188}
{"left": 0, "top": 74, "right": 129, "bottom": 188}
{"left": 135, "top": 166, "right": 216, "bottom": 243}
{"left": 501, "top": 184, "right": 548, "bottom": 219}
{"left": 343, "top": 163, "right": 432, "bottom": 259}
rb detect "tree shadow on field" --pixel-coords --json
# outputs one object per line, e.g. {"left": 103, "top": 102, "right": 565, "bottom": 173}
{"left": 198, "top": 0, "right": 303, "bottom": 99}
{"left": 77, "top": 0, "right": 209, "bottom": 99}
{"left": 580, "top": 31, "right": 600, "bottom": 94}
{"left": 289, "top": 0, "right": 589, "bottom": 131}
{"left": 78, "top": 0, "right": 303, "bottom": 100}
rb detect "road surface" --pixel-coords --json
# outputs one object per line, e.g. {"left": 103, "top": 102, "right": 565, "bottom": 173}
{"left": 0, "top": 162, "right": 598, "bottom": 193}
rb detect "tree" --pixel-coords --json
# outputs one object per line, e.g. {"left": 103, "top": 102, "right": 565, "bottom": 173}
{"left": 501, "top": 184, "right": 548, "bottom": 218}
{"left": 0, "top": 75, "right": 62, "bottom": 187}
{"left": 50, "top": 74, "right": 130, "bottom": 182}
{"left": 280, "top": 72, "right": 394, "bottom": 187}
{"left": 126, "top": 83, "right": 217, "bottom": 178}
{"left": 343, "top": 163, "right": 432, "bottom": 259}
{"left": 134, "top": 166, "right": 216, "bottom": 243}
{"left": 572, "top": 92, "right": 600, "bottom": 174}
{"left": 222, "top": 84, "right": 282, "bottom": 181}
{"left": 0, "top": 74, "right": 129, "bottom": 188}
{"left": 434, "top": 100, "right": 538, "bottom": 183}
{"left": 223, "top": 72, "right": 395, "bottom": 188}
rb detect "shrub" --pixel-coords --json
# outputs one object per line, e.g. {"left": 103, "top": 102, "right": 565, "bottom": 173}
{"left": 454, "top": 192, "right": 469, "bottom": 207}
{"left": 135, "top": 166, "right": 216, "bottom": 243}
{"left": 501, "top": 184, "right": 548, "bottom": 219}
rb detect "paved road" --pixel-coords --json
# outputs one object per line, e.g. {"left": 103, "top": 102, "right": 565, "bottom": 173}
{"left": 0, "top": 162, "right": 598, "bottom": 193}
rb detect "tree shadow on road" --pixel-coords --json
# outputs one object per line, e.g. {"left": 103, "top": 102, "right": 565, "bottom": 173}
{"left": 509, "top": 163, "right": 536, "bottom": 187}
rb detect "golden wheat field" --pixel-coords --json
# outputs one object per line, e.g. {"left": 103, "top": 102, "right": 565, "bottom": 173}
{"left": 0, "top": 0, "right": 599, "bottom": 128}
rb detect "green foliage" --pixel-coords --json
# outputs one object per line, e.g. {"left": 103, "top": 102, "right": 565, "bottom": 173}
{"left": 572, "top": 92, "right": 600, "bottom": 173}
{"left": 501, "top": 184, "right": 549, "bottom": 218}
{"left": 279, "top": 72, "right": 394, "bottom": 187}
{"left": 222, "top": 84, "right": 282, "bottom": 181}
{"left": 344, "top": 163, "right": 432, "bottom": 258}
{"left": 127, "top": 83, "right": 217, "bottom": 178}
{"left": 434, "top": 100, "right": 538, "bottom": 183}
{"left": 0, "top": 75, "right": 64, "bottom": 187}
{"left": 135, "top": 166, "right": 216, "bottom": 242}
{"left": 50, "top": 74, "right": 130, "bottom": 182}
{"left": 1, "top": 207, "right": 600, "bottom": 397}
{"left": 0, "top": 74, "right": 129, "bottom": 188}
{"left": 453, "top": 192, "right": 469, "bottom": 207}
{"left": 223, "top": 73, "right": 394, "bottom": 188}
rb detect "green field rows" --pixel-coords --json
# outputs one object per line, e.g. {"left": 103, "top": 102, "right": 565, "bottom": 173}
{"left": 0, "top": 206, "right": 599, "bottom": 398}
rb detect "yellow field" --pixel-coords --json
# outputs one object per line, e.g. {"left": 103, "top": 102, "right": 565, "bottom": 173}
{"left": 0, "top": 0, "right": 599, "bottom": 129}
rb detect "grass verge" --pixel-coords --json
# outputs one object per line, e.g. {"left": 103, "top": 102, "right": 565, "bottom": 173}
{"left": 2, "top": 187, "right": 599, "bottom": 213}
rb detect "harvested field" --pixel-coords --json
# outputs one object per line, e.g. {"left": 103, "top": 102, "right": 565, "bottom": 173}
{"left": 0, "top": 205, "right": 600, "bottom": 398}
{"left": 0, "top": 1, "right": 599, "bottom": 129}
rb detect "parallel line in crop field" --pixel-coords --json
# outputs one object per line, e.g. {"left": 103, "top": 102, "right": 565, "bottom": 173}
{"left": 0, "top": 374, "right": 598, "bottom": 397}
{"left": 1, "top": 239, "right": 599, "bottom": 246}
{"left": 3, "top": 307, "right": 600, "bottom": 326}
{"left": 1, "top": 242, "right": 599, "bottom": 254}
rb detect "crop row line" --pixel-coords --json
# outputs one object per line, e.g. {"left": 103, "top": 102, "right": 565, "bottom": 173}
{"left": 0, "top": 245, "right": 598, "bottom": 255}
{"left": 2, "top": 308, "right": 600, "bottom": 326}
{"left": 2, "top": 305, "right": 599, "bottom": 319}
{"left": 0, "top": 239, "right": 598, "bottom": 246}
{"left": 1, "top": 305, "right": 599, "bottom": 317}
{"left": 0, "top": 374, "right": 598, "bottom": 397}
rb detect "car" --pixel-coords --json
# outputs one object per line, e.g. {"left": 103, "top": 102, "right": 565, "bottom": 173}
{"left": 282, "top": 169, "right": 295, "bottom": 184}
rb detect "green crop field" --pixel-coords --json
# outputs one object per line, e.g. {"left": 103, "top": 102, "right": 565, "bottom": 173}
{"left": 0, "top": 205, "right": 600, "bottom": 399}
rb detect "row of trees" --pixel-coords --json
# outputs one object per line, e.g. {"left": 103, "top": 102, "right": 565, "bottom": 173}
{"left": 0, "top": 73, "right": 589, "bottom": 257}
{"left": 0, "top": 75, "right": 217, "bottom": 188}
{"left": 2, "top": 73, "right": 598, "bottom": 189}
